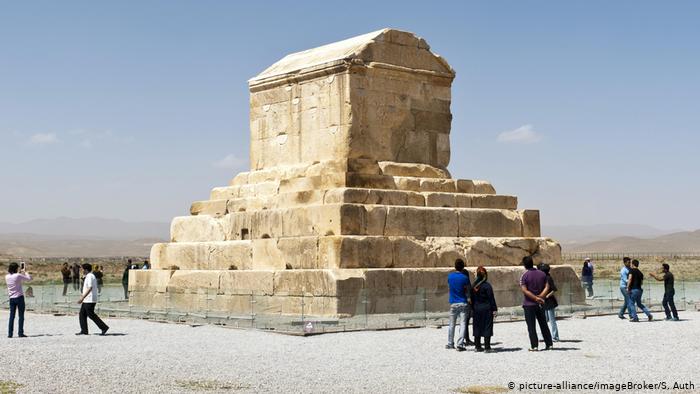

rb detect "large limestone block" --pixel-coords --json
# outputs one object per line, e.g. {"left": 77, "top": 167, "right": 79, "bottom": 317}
{"left": 458, "top": 209, "right": 522, "bottom": 237}
{"left": 272, "top": 270, "right": 364, "bottom": 297}
{"left": 324, "top": 188, "right": 424, "bottom": 207}
{"left": 345, "top": 173, "right": 398, "bottom": 190}
{"left": 206, "top": 294, "right": 258, "bottom": 313}
{"left": 167, "top": 270, "right": 221, "bottom": 293}
{"left": 519, "top": 209, "right": 541, "bottom": 237}
{"left": 424, "top": 192, "right": 456, "bottom": 208}
{"left": 347, "top": 158, "right": 382, "bottom": 175}
{"left": 384, "top": 206, "right": 458, "bottom": 237}
{"left": 251, "top": 238, "right": 285, "bottom": 270}
{"left": 250, "top": 209, "right": 284, "bottom": 239}
{"left": 277, "top": 237, "right": 319, "bottom": 269}
{"left": 226, "top": 196, "right": 263, "bottom": 213}
{"left": 190, "top": 199, "right": 228, "bottom": 217}
{"left": 251, "top": 237, "right": 319, "bottom": 270}
{"left": 417, "top": 237, "right": 562, "bottom": 268}
{"left": 210, "top": 186, "right": 240, "bottom": 200}
{"left": 150, "top": 241, "right": 252, "bottom": 270}
{"left": 226, "top": 212, "right": 253, "bottom": 240}
{"left": 392, "top": 237, "right": 436, "bottom": 268}
{"left": 164, "top": 292, "right": 210, "bottom": 312}
{"left": 318, "top": 236, "right": 393, "bottom": 269}
{"left": 471, "top": 195, "right": 517, "bottom": 210}
{"left": 278, "top": 174, "right": 345, "bottom": 194}
{"left": 281, "top": 205, "right": 355, "bottom": 237}
{"left": 128, "top": 269, "right": 174, "bottom": 293}
{"left": 424, "top": 193, "right": 516, "bottom": 209}
{"left": 401, "top": 268, "right": 451, "bottom": 295}
{"left": 219, "top": 270, "right": 274, "bottom": 295}
{"left": 549, "top": 265, "right": 585, "bottom": 304}
{"left": 128, "top": 291, "right": 168, "bottom": 310}
{"left": 455, "top": 180, "right": 496, "bottom": 195}
{"left": 274, "top": 189, "right": 326, "bottom": 208}
{"left": 170, "top": 215, "right": 227, "bottom": 242}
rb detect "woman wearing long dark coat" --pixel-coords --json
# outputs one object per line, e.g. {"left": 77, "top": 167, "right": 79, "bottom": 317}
{"left": 471, "top": 266, "right": 498, "bottom": 352}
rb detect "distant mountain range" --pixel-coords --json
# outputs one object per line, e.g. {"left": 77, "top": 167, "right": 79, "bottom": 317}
{"left": 0, "top": 218, "right": 698, "bottom": 257}
{"left": 565, "top": 230, "right": 700, "bottom": 253}
{"left": 0, "top": 217, "right": 169, "bottom": 239}
{"left": 0, "top": 217, "right": 169, "bottom": 257}
{"left": 542, "top": 223, "right": 683, "bottom": 246}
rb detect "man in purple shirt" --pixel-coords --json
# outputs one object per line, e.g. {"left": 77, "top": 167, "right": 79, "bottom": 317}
{"left": 519, "top": 256, "right": 553, "bottom": 351}
{"left": 5, "top": 262, "right": 32, "bottom": 338}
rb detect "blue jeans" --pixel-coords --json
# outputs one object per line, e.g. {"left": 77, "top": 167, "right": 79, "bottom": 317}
{"left": 8, "top": 296, "right": 26, "bottom": 337}
{"left": 581, "top": 278, "right": 593, "bottom": 297}
{"left": 618, "top": 287, "right": 630, "bottom": 317}
{"left": 662, "top": 290, "right": 679, "bottom": 319}
{"left": 545, "top": 308, "right": 559, "bottom": 340}
{"left": 628, "top": 289, "right": 651, "bottom": 320}
{"left": 447, "top": 303, "right": 469, "bottom": 347}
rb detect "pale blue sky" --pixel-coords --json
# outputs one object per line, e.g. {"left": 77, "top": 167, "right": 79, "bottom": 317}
{"left": 1, "top": 1, "right": 698, "bottom": 229}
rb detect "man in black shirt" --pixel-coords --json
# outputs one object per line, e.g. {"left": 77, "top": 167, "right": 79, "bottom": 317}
{"left": 650, "top": 263, "right": 679, "bottom": 321}
{"left": 627, "top": 260, "right": 653, "bottom": 322}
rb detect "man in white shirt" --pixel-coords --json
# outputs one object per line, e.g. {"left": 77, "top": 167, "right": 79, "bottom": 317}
{"left": 76, "top": 263, "right": 109, "bottom": 336}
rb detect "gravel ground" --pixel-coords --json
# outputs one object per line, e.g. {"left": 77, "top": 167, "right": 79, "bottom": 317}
{"left": 2, "top": 310, "right": 698, "bottom": 393}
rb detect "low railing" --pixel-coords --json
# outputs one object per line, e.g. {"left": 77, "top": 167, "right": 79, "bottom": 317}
{"left": 3, "top": 281, "right": 696, "bottom": 335}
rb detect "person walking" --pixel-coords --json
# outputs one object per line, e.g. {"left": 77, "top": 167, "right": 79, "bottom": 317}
{"left": 6, "top": 262, "right": 32, "bottom": 338}
{"left": 471, "top": 266, "right": 497, "bottom": 352}
{"left": 618, "top": 257, "right": 632, "bottom": 319}
{"left": 519, "top": 256, "right": 553, "bottom": 351}
{"left": 76, "top": 264, "right": 109, "bottom": 336}
{"left": 446, "top": 259, "right": 471, "bottom": 351}
{"left": 627, "top": 260, "right": 653, "bottom": 322}
{"left": 71, "top": 263, "right": 81, "bottom": 291}
{"left": 61, "top": 262, "right": 72, "bottom": 296}
{"left": 539, "top": 263, "right": 559, "bottom": 342}
{"left": 122, "top": 260, "right": 131, "bottom": 300}
{"left": 650, "top": 263, "right": 679, "bottom": 321}
{"left": 581, "top": 259, "right": 594, "bottom": 298}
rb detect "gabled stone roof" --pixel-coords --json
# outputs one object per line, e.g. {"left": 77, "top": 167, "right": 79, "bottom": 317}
{"left": 249, "top": 28, "right": 454, "bottom": 87}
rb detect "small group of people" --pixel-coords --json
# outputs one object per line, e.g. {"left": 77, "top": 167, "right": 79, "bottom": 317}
{"left": 446, "top": 256, "right": 560, "bottom": 352}
{"left": 618, "top": 257, "right": 680, "bottom": 322}
{"left": 61, "top": 262, "right": 105, "bottom": 296}
{"left": 446, "top": 259, "right": 498, "bottom": 352}
{"left": 7, "top": 262, "right": 110, "bottom": 338}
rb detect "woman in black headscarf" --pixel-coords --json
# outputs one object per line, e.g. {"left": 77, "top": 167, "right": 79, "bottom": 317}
{"left": 471, "top": 266, "right": 498, "bottom": 352}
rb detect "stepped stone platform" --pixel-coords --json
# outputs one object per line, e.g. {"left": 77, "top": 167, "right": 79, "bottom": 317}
{"left": 130, "top": 28, "right": 584, "bottom": 316}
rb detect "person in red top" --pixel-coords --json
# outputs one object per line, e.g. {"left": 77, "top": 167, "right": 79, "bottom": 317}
{"left": 519, "top": 256, "right": 552, "bottom": 351}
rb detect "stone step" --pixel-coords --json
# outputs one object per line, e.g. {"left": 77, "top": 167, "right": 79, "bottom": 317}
{"left": 228, "top": 159, "right": 452, "bottom": 187}
{"left": 192, "top": 188, "right": 517, "bottom": 217}
{"left": 151, "top": 236, "right": 558, "bottom": 272}
{"left": 171, "top": 204, "right": 541, "bottom": 242}
{"left": 128, "top": 265, "right": 584, "bottom": 316}
{"left": 210, "top": 173, "right": 495, "bottom": 201}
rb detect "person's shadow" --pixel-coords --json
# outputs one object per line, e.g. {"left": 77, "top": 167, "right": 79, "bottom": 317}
{"left": 488, "top": 347, "right": 522, "bottom": 353}
{"left": 93, "top": 333, "right": 128, "bottom": 336}
{"left": 23, "top": 334, "right": 63, "bottom": 338}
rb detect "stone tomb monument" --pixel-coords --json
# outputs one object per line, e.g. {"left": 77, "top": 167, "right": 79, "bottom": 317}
{"left": 130, "top": 29, "right": 584, "bottom": 316}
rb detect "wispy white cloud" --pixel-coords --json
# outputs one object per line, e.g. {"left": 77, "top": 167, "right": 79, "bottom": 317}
{"left": 497, "top": 124, "right": 543, "bottom": 144}
{"left": 79, "top": 139, "right": 93, "bottom": 149}
{"left": 213, "top": 153, "right": 246, "bottom": 169}
{"left": 28, "top": 133, "right": 59, "bottom": 145}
